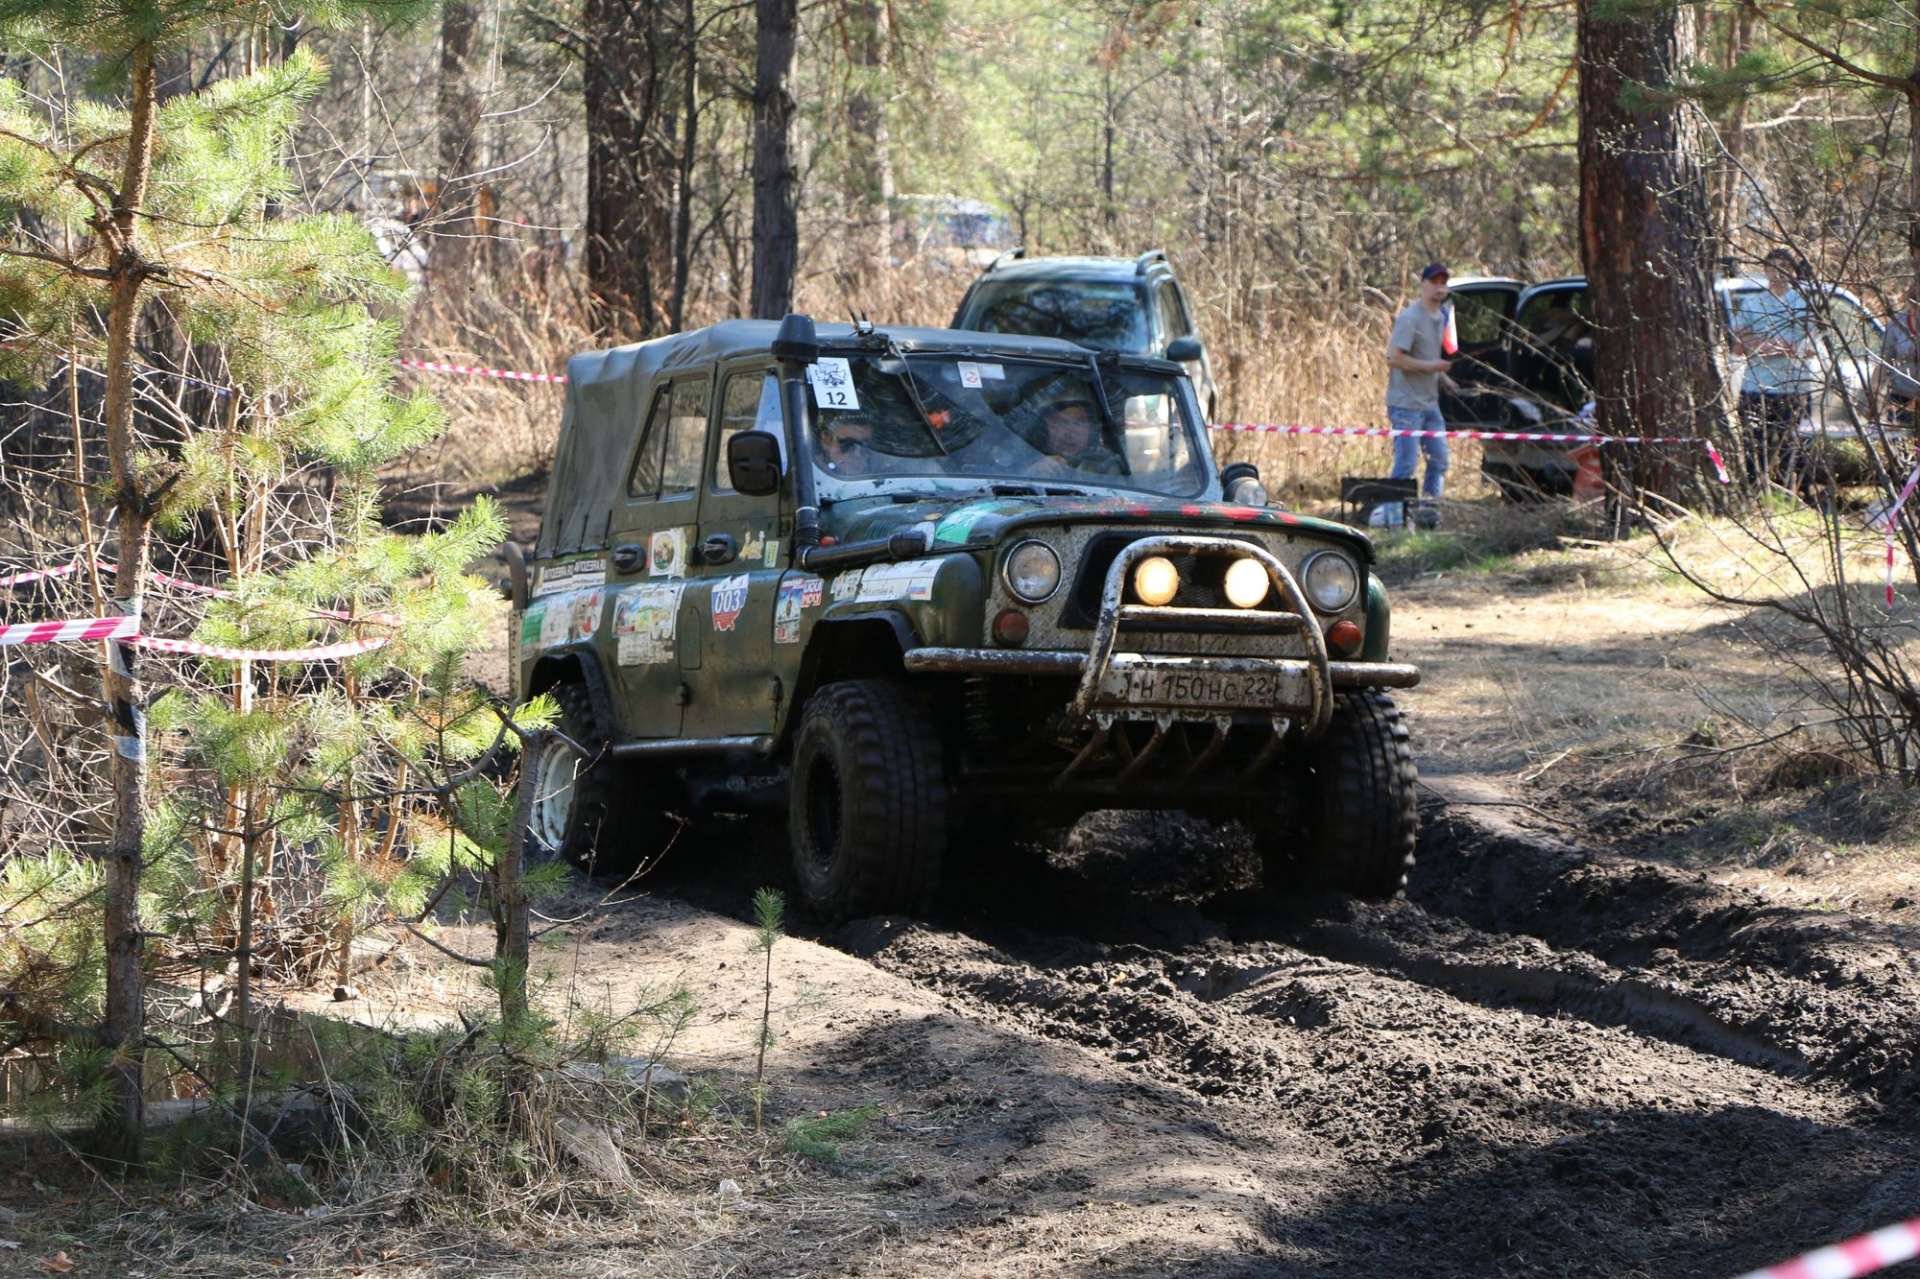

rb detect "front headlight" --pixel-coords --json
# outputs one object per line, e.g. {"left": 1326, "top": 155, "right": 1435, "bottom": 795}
{"left": 1134, "top": 556, "right": 1179, "bottom": 606}
{"left": 1223, "top": 557, "right": 1270, "bottom": 609}
{"left": 1301, "top": 550, "right": 1359, "bottom": 613}
{"left": 1003, "top": 540, "right": 1062, "bottom": 603}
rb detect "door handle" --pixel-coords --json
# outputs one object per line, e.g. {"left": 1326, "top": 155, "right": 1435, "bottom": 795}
{"left": 612, "top": 543, "right": 645, "bottom": 573}
{"left": 700, "top": 533, "right": 738, "bottom": 565}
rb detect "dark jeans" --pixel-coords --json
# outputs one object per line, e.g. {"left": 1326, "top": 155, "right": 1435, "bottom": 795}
{"left": 1738, "top": 391, "right": 1809, "bottom": 486}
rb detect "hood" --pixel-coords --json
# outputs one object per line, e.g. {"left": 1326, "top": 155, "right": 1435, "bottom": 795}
{"left": 820, "top": 493, "right": 1374, "bottom": 563}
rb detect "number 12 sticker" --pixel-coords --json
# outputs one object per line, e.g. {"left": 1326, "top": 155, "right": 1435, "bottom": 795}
{"left": 807, "top": 358, "right": 860, "bottom": 410}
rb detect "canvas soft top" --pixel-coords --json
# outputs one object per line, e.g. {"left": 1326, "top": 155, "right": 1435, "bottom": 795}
{"left": 536, "top": 319, "right": 1175, "bottom": 556}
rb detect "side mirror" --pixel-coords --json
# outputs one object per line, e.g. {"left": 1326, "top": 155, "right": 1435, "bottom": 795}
{"left": 727, "top": 430, "right": 784, "bottom": 496}
{"left": 1220, "top": 461, "right": 1268, "bottom": 507}
{"left": 1166, "top": 335, "right": 1204, "bottom": 363}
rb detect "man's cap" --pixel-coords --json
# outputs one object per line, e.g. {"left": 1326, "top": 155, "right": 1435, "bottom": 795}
{"left": 1420, "top": 262, "right": 1450, "bottom": 281}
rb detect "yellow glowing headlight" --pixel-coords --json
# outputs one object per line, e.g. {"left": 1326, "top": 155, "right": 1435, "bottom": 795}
{"left": 1223, "top": 558, "right": 1269, "bottom": 609}
{"left": 1134, "top": 556, "right": 1179, "bottom": 606}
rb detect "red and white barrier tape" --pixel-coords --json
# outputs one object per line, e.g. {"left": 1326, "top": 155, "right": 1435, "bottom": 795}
{"left": 1212, "top": 421, "right": 1732, "bottom": 485}
{"left": 1733, "top": 1214, "right": 1920, "bottom": 1279}
{"left": 0, "top": 563, "right": 81, "bottom": 588}
{"left": 1884, "top": 458, "right": 1920, "bottom": 605}
{"left": 0, "top": 614, "right": 390, "bottom": 661}
{"left": 0, "top": 616, "right": 136, "bottom": 645}
{"left": 396, "top": 357, "right": 567, "bottom": 385}
{"left": 129, "top": 633, "right": 391, "bottom": 662}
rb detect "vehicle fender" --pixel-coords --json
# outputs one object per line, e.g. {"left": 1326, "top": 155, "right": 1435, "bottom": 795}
{"left": 1361, "top": 574, "right": 1392, "bottom": 662}
{"left": 525, "top": 647, "right": 622, "bottom": 737}
{"left": 785, "top": 613, "right": 917, "bottom": 738}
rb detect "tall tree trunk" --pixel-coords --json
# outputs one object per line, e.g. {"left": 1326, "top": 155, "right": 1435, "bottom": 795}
{"left": 670, "top": 0, "right": 698, "bottom": 330}
{"left": 750, "top": 0, "right": 799, "bottom": 319}
{"left": 434, "top": 0, "right": 483, "bottom": 288}
{"left": 845, "top": 0, "right": 893, "bottom": 288}
{"left": 584, "top": 0, "right": 678, "bottom": 339}
{"left": 1577, "top": 0, "right": 1727, "bottom": 506}
{"left": 1713, "top": 4, "right": 1755, "bottom": 252}
{"left": 98, "top": 38, "right": 161, "bottom": 1170}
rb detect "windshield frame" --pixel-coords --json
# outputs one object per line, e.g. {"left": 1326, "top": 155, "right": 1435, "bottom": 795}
{"left": 798, "top": 348, "right": 1218, "bottom": 504}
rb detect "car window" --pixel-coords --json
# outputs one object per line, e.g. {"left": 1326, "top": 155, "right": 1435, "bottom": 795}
{"left": 1450, "top": 292, "right": 1507, "bottom": 348}
{"left": 808, "top": 354, "right": 1207, "bottom": 498}
{"left": 1164, "top": 283, "right": 1194, "bottom": 339}
{"left": 625, "top": 385, "right": 671, "bottom": 499}
{"left": 1822, "top": 293, "right": 1877, "bottom": 359}
{"left": 661, "top": 377, "right": 710, "bottom": 498}
{"left": 960, "top": 278, "right": 1151, "bottom": 352}
{"left": 712, "top": 371, "right": 781, "bottom": 493}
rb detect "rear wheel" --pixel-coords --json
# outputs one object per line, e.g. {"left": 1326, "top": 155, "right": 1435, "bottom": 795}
{"left": 788, "top": 680, "right": 947, "bottom": 920}
{"left": 523, "top": 682, "right": 677, "bottom": 879}
{"left": 1255, "top": 691, "right": 1417, "bottom": 899}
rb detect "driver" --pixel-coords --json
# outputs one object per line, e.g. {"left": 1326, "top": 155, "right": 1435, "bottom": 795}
{"left": 816, "top": 417, "right": 876, "bottom": 476}
{"left": 1031, "top": 389, "right": 1122, "bottom": 477}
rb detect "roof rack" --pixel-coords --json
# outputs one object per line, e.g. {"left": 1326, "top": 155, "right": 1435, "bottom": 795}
{"left": 988, "top": 247, "right": 1026, "bottom": 271}
{"left": 1134, "top": 249, "right": 1167, "bottom": 276}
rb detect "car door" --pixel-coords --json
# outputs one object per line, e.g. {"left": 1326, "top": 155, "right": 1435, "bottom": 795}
{"left": 678, "top": 364, "right": 789, "bottom": 740}
{"left": 604, "top": 375, "right": 708, "bottom": 738}
{"left": 1813, "top": 288, "right": 1881, "bottom": 429}
{"left": 1439, "top": 280, "right": 1522, "bottom": 428}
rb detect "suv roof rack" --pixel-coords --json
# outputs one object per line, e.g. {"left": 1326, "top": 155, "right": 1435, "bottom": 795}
{"left": 1134, "top": 249, "right": 1167, "bottom": 276}
{"left": 988, "top": 247, "right": 1026, "bottom": 271}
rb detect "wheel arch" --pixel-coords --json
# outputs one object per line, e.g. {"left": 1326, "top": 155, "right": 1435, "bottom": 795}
{"left": 785, "top": 613, "right": 917, "bottom": 740}
{"left": 525, "top": 648, "right": 622, "bottom": 738}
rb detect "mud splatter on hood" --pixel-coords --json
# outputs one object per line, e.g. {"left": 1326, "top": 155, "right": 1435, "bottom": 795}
{"left": 820, "top": 493, "right": 1374, "bottom": 563}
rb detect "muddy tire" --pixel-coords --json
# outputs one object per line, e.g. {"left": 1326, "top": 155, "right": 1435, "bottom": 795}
{"left": 788, "top": 679, "right": 947, "bottom": 920}
{"left": 1258, "top": 691, "right": 1417, "bottom": 898}
{"left": 523, "top": 682, "right": 674, "bottom": 878}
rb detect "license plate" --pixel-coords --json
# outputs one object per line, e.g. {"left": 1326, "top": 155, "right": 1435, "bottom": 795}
{"left": 1096, "top": 660, "right": 1312, "bottom": 712}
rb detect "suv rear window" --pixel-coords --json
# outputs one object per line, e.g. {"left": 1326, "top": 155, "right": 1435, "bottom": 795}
{"left": 961, "top": 279, "right": 1150, "bottom": 352}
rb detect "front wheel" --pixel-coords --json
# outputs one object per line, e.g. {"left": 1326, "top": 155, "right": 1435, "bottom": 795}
{"left": 1255, "top": 691, "right": 1417, "bottom": 899}
{"left": 788, "top": 680, "right": 947, "bottom": 920}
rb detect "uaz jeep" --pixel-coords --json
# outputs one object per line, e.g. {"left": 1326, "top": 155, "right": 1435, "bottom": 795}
{"left": 509, "top": 316, "right": 1420, "bottom": 918}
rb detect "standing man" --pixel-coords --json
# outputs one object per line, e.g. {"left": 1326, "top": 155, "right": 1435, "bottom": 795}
{"left": 1385, "top": 262, "right": 1461, "bottom": 526}
{"left": 1729, "top": 248, "right": 1816, "bottom": 487}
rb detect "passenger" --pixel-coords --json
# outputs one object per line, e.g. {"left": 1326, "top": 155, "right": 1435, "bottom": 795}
{"left": 1031, "top": 390, "right": 1122, "bottom": 478}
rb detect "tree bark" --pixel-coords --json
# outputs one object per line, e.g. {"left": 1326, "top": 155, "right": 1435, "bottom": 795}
{"left": 584, "top": 0, "right": 679, "bottom": 339}
{"left": 433, "top": 0, "right": 483, "bottom": 287}
{"left": 750, "top": 0, "right": 799, "bottom": 320}
{"left": 844, "top": 0, "right": 893, "bottom": 287}
{"left": 1577, "top": 0, "right": 1727, "bottom": 506}
{"left": 97, "top": 38, "right": 161, "bottom": 1171}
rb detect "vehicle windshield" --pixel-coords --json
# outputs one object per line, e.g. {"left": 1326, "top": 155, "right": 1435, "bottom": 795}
{"left": 808, "top": 353, "right": 1207, "bottom": 498}
{"left": 960, "top": 279, "right": 1150, "bottom": 352}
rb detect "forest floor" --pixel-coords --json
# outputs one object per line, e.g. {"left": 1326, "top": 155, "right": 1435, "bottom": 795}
{"left": 8, "top": 491, "right": 1920, "bottom": 1277}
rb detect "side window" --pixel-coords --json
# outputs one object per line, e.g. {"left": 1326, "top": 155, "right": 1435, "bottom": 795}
{"left": 713, "top": 371, "right": 782, "bottom": 493}
{"left": 661, "top": 376, "right": 710, "bottom": 498}
{"left": 626, "top": 385, "right": 671, "bottom": 499}
{"left": 1451, "top": 293, "right": 1505, "bottom": 347}
{"left": 1151, "top": 281, "right": 1177, "bottom": 347}
{"left": 1163, "top": 282, "right": 1194, "bottom": 339}
{"left": 1825, "top": 294, "right": 1876, "bottom": 359}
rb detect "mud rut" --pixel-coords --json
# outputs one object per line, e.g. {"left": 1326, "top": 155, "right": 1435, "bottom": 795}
{"left": 659, "top": 786, "right": 1920, "bottom": 1278}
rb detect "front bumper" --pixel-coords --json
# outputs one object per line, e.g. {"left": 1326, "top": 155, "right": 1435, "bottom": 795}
{"left": 910, "top": 533, "right": 1419, "bottom": 741}
{"left": 901, "top": 647, "right": 1420, "bottom": 690}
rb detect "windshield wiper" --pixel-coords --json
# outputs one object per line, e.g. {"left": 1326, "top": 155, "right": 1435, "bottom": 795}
{"left": 886, "top": 339, "right": 951, "bottom": 457}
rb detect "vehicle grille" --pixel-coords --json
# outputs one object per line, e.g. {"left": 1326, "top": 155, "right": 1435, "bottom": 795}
{"left": 1058, "top": 530, "right": 1271, "bottom": 628}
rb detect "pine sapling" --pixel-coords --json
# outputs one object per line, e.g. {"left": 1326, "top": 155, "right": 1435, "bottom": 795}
{"left": 749, "top": 887, "right": 784, "bottom": 1131}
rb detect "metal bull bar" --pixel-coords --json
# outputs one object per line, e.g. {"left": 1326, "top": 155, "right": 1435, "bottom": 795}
{"left": 1065, "top": 534, "right": 1335, "bottom": 739}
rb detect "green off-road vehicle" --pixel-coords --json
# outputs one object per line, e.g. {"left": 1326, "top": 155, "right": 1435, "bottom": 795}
{"left": 508, "top": 315, "right": 1421, "bottom": 918}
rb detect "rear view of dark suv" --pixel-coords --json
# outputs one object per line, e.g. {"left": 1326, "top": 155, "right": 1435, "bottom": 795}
{"left": 951, "top": 250, "right": 1219, "bottom": 421}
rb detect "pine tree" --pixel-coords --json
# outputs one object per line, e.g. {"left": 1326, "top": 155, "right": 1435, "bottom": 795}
{"left": 0, "top": 0, "right": 548, "bottom": 1168}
